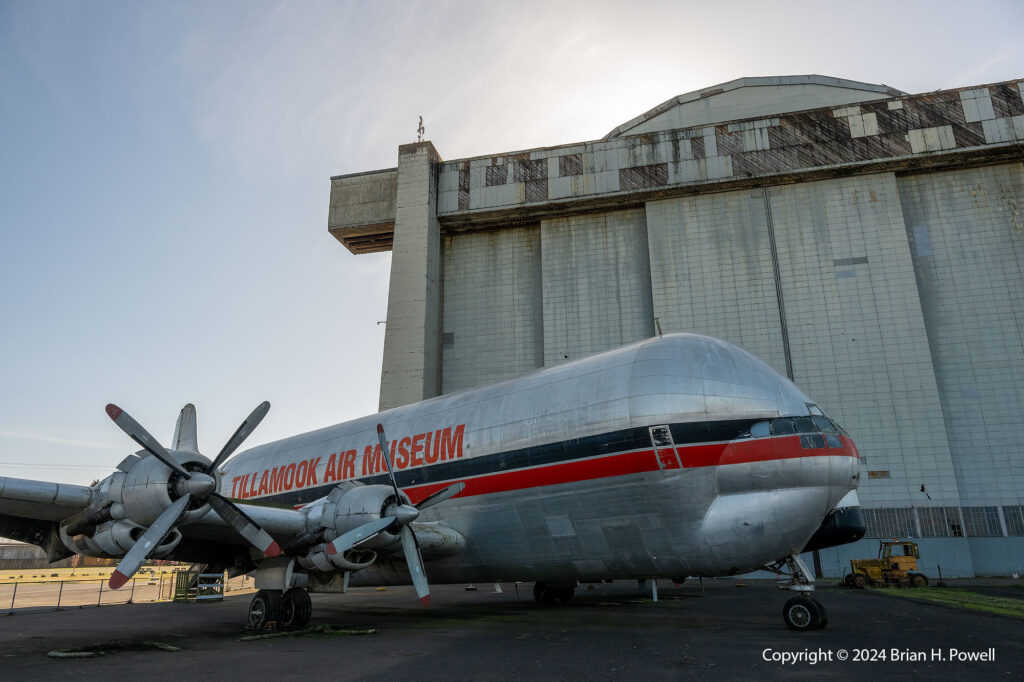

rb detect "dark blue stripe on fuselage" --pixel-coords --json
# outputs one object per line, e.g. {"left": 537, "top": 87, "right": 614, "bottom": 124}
{"left": 256, "top": 418, "right": 763, "bottom": 507}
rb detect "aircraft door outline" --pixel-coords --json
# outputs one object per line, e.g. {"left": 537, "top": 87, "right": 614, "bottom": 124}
{"left": 649, "top": 425, "right": 681, "bottom": 470}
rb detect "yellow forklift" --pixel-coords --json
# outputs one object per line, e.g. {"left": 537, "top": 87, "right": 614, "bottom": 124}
{"left": 846, "top": 540, "right": 928, "bottom": 588}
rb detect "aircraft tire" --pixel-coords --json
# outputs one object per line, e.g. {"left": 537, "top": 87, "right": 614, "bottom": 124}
{"left": 783, "top": 596, "right": 827, "bottom": 631}
{"left": 248, "top": 589, "right": 284, "bottom": 630}
{"left": 281, "top": 588, "right": 313, "bottom": 629}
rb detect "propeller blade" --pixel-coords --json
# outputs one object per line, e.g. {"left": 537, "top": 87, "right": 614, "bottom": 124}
{"left": 109, "top": 494, "right": 191, "bottom": 589}
{"left": 106, "top": 404, "right": 192, "bottom": 479}
{"left": 172, "top": 403, "right": 198, "bottom": 452}
{"left": 377, "top": 423, "right": 403, "bottom": 502}
{"left": 207, "top": 493, "right": 281, "bottom": 557}
{"left": 207, "top": 401, "right": 270, "bottom": 473}
{"left": 324, "top": 516, "right": 395, "bottom": 556}
{"left": 416, "top": 482, "right": 466, "bottom": 510}
{"left": 400, "top": 524, "right": 430, "bottom": 605}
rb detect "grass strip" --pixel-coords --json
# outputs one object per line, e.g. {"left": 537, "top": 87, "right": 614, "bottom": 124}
{"left": 872, "top": 587, "right": 1024, "bottom": 619}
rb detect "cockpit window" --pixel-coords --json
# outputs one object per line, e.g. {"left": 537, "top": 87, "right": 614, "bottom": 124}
{"left": 751, "top": 421, "right": 771, "bottom": 438}
{"left": 825, "top": 434, "right": 842, "bottom": 448}
{"left": 812, "top": 416, "right": 837, "bottom": 433}
{"left": 771, "top": 418, "right": 795, "bottom": 435}
{"left": 793, "top": 417, "right": 816, "bottom": 434}
{"left": 800, "top": 434, "right": 827, "bottom": 449}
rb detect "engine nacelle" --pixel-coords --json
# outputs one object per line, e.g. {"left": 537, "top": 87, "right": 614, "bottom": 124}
{"left": 321, "top": 484, "right": 404, "bottom": 550}
{"left": 298, "top": 545, "right": 377, "bottom": 572}
{"left": 59, "top": 519, "right": 182, "bottom": 559}
{"left": 300, "top": 483, "right": 404, "bottom": 572}
{"left": 103, "top": 450, "right": 216, "bottom": 527}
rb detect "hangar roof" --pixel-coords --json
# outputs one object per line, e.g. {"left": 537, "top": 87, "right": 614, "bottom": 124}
{"left": 605, "top": 75, "right": 906, "bottom": 139}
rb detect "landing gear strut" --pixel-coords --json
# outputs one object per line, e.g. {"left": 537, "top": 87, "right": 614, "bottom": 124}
{"left": 248, "top": 588, "right": 312, "bottom": 630}
{"left": 766, "top": 555, "right": 828, "bottom": 631}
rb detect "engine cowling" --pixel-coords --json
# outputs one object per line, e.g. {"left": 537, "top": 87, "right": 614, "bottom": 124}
{"left": 116, "top": 451, "right": 218, "bottom": 526}
{"left": 58, "top": 450, "right": 214, "bottom": 558}
{"left": 59, "top": 519, "right": 182, "bottom": 559}
{"left": 300, "top": 483, "right": 404, "bottom": 572}
{"left": 321, "top": 484, "right": 404, "bottom": 549}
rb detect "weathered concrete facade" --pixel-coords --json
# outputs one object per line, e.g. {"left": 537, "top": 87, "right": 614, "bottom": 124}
{"left": 330, "top": 75, "right": 1024, "bottom": 575}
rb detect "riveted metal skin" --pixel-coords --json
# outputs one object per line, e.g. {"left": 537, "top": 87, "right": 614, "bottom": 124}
{"left": 226, "top": 334, "right": 860, "bottom": 587}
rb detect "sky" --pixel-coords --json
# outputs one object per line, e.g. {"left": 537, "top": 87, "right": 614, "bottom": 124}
{"left": 1, "top": 0, "right": 1021, "bottom": 485}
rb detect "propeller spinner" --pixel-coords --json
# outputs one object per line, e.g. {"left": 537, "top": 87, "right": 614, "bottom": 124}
{"left": 104, "top": 401, "right": 280, "bottom": 589}
{"left": 324, "top": 423, "right": 465, "bottom": 606}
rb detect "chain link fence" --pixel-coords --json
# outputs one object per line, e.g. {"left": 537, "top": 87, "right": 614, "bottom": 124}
{"left": 0, "top": 568, "right": 254, "bottom": 613}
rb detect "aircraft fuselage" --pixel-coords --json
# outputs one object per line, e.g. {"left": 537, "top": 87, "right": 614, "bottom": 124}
{"left": 221, "top": 334, "right": 860, "bottom": 585}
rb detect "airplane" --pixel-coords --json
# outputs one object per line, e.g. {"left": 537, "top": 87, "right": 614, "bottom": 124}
{"left": 0, "top": 333, "right": 864, "bottom": 631}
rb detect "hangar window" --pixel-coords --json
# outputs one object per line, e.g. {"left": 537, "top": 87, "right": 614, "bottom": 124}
{"left": 918, "top": 506, "right": 964, "bottom": 538}
{"left": 1003, "top": 506, "right": 1024, "bottom": 536}
{"left": 961, "top": 507, "right": 1002, "bottom": 537}
{"left": 861, "top": 507, "right": 918, "bottom": 538}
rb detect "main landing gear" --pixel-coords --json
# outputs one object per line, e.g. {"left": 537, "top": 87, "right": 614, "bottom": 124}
{"left": 248, "top": 588, "right": 312, "bottom": 630}
{"left": 767, "top": 554, "right": 828, "bottom": 631}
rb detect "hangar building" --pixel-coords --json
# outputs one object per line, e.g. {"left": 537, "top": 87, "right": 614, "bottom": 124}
{"left": 328, "top": 75, "right": 1024, "bottom": 576}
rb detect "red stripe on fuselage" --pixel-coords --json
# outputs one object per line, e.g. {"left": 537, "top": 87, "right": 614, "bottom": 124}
{"left": 398, "top": 434, "right": 857, "bottom": 505}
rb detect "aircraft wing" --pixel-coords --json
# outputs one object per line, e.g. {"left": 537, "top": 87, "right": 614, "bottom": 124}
{"left": 0, "top": 474, "right": 307, "bottom": 564}
{"left": 0, "top": 475, "right": 94, "bottom": 522}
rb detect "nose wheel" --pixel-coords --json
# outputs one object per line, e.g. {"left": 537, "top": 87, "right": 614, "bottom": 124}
{"left": 765, "top": 554, "right": 829, "bottom": 631}
{"left": 783, "top": 595, "right": 828, "bottom": 630}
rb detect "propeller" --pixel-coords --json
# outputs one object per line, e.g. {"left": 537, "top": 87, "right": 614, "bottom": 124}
{"left": 324, "top": 423, "right": 464, "bottom": 606}
{"left": 104, "top": 401, "right": 280, "bottom": 589}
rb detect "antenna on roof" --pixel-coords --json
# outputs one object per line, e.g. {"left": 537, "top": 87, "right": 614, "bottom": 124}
{"left": 417, "top": 116, "right": 425, "bottom": 143}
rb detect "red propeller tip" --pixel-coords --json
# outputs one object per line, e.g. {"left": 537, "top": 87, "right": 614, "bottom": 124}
{"left": 376, "top": 423, "right": 384, "bottom": 434}
{"left": 420, "top": 595, "right": 431, "bottom": 606}
{"left": 264, "top": 541, "right": 281, "bottom": 558}
{"left": 105, "top": 404, "right": 123, "bottom": 421}
{"left": 325, "top": 543, "right": 337, "bottom": 556}
{"left": 108, "top": 570, "right": 130, "bottom": 590}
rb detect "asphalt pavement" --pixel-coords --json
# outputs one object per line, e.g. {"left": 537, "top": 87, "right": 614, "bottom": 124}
{"left": 0, "top": 579, "right": 1021, "bottom": 680}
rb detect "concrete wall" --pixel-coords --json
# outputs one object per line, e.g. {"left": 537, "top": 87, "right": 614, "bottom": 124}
{"left": 898, "top": 163, "right": 1024, "bottom": 506}
{"left": 379, "top": 143, "right": 442, "bottom": 410}
{"left": 768, "top": 174, "right": 960, "bottom": 509}
{"left": 441, "top": 227, "right": 543, "bottom": 393}
{"left": 645, "top": 189, "right": 788, "bottom": 376}
{"left": 328, "top": 169, "right": 397, "bottom": 253}
{"left": 540, "top": 209, "right": 654, "bottom": 365}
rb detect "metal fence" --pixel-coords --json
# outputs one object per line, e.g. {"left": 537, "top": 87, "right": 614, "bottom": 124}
{"left": 0, "top": 570, "right": 254, "bottom": 614}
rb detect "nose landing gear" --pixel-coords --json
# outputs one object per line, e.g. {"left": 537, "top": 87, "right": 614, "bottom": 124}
{"left": 768, "top": 554, "right": 828, "bottom": 631}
